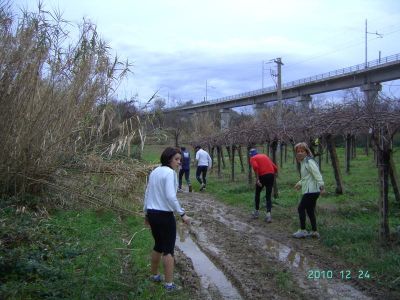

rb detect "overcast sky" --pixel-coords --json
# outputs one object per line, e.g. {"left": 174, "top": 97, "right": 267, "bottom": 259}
{"left": 12, "top": 0, "right": 400, "bottom": 106}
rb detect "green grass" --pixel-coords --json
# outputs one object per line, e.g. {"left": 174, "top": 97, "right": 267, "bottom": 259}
{"left": 0, "top": 199, "right": 190, "bottom": 299}
{"left": 141, "top": 144, "right": 165, "bottom": 164}
{"left": 4, "top": 144, "right": 397, "bottom": 298}
{"left": 143, "top": 144, "right": 400, "bottom": 293}
{"left": 275, "top": 269, "right": 293, "bottom": 291}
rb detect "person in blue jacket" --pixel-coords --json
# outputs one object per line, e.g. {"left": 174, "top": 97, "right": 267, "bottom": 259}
{"left": 178, "top": 146, "right": 192, "bottom": 192}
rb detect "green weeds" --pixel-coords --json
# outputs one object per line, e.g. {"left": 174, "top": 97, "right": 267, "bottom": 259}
{"left": 0, "top": 203, "right": 189, "bottom": 299}
{"left": 275, "top": 269, "right": 293, "bottom": 291}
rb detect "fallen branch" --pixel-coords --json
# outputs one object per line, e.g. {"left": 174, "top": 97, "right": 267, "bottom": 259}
{"left": 127, "top": 227, "right": 147, "bottom": 246}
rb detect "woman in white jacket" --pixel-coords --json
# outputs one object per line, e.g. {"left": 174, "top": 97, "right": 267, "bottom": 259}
{"left": 144, "top": 147, "right": 191, "bottom": 291}
{"left": 293, "top": 142, "right": 325, "bottom": 239}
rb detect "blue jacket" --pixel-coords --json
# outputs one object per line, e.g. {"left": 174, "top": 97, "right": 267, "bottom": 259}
{"left": 181, "top": 150, "right": 191, "bottom": 170}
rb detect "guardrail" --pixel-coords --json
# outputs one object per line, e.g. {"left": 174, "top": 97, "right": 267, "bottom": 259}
{"left": 173, "top": 52, "right": 400, "bottom": 110}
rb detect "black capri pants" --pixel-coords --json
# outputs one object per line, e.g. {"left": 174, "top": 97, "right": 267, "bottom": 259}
{"left": 146, "top": 209, "right": 176, "bottom": 256}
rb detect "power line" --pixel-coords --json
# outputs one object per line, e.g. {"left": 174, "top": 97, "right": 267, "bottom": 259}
{"left": 285, "top": 23, "right": 400, "bottom": 72}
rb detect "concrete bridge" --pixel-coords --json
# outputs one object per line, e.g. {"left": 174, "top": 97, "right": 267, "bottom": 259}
{"left": 164, "top": 53, "right": 400, "bottom": 128}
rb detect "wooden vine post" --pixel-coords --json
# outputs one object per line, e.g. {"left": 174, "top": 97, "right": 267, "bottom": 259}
{"left": 217, "top": 146, "right": 222, "bottom": 178}
{"left": 271, "top": 139, "right": 279, "bottom": 198}
{"left": 345, "top": 133, "right": 351, "bottom": 174}
{"left": 326, "top": 133, "right": 344, "bottom": 194}
{"left": 210, "top": 146, "right": 215, "bottom": 170}
{"left": 231, "top": 145, "right": 236, "bottom": 182}
{"left": 220, "top": 146, "right": 226, "bottom": 169}
{"left": 373, "top": 128, "right": 391, "bottom": 244}
{"left": 238, "top": 146, "right": 245, "bottom": 173}
{"left": 247, "top": 145, "right": 253, "bottom": 185}
{"left": 389, "top": 155, "right": 400, "bottom": 203}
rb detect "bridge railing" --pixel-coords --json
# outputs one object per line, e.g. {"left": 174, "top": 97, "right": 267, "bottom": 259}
{"left": 204, "top": 53, "right": 400, "bottom": 105}
{"left": 283, "top": 52, "right": 400, "bottom": 89}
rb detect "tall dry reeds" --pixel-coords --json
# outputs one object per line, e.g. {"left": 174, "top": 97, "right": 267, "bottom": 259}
{"left": 0, "top": 2, "right": 130, "bottom": 196}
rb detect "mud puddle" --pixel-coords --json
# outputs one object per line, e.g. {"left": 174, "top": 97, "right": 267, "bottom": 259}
{"left": 177, "top": 222, "right": 242, "bottom": 299}
{"left": 177, "top": 192, "right": 375, "bottom": 299}
{"left": 213, "top": 212, "right": 372, "bottom": 299}
{"left": 259, "top": 235, "right": 371, "bottom": 299}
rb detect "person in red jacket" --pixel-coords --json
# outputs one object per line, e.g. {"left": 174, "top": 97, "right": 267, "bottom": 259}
{"left": 249, "top": 148, "right": 278, "bottom": 222}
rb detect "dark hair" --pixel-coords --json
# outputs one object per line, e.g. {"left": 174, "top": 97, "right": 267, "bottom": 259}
{"left": 160, "top": 147, "right": 181, "bottom": 166}
{"left": 180, "top": 146, "right": 186, "bottom": 151}
{"left": 195, "top": 145, "right": 201, "bottom": 150}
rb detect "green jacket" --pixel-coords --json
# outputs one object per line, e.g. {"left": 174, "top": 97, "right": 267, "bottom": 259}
{"left": 296, "top": 157, "right": 324, "bottom": 194}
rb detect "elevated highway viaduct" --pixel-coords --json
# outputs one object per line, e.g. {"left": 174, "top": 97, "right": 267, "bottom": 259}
{"left": 164, "top": 53, "right": 400, "bottom": 129}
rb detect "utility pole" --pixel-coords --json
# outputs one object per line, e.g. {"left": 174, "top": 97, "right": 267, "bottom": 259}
{"left": 365, "top": 19, "right": 383, "bottom": 68}
{"left": 274, "top": 57, "right": 284, "bottom": 124}
{"left": 262, "top": 60, "right": 264, "bottom": 89}
{"left": 205, "top": 80, "right": 208, "bottom": 102}
{"left": 205, "top": 80, "right": 216, "bottom": 102}
{"left": 262, "top": 59, "right": 274, "bottom": 89}
{"left": 365, "top": 19, "right": 367, "bottom": 68}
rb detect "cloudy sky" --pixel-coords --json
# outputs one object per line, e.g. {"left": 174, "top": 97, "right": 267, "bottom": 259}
{"left": 12, "top": 0, "right": 400, "bottom": 106}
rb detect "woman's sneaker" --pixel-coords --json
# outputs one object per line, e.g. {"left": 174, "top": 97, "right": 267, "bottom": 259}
{"left": 292, "top": 229, "right": 308, "bottom": 238}
{"left": 251, "top": 210, "right": 259, "bottom": 219}
{"left": 309, "top": 231, "right": 320, "bottom": 239}
{"left": 164, "top": 283, "right": 181, "bottom": 291}
{"left": 150, "top": 274, "right": 162, "bottom": 282}
{"left": 265, "top": 212, "right": 272, "bottom": 223}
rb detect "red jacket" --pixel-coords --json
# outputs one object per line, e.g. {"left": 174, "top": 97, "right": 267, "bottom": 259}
{"left": 250, "top": 154, "right": 278, "bottom": 176}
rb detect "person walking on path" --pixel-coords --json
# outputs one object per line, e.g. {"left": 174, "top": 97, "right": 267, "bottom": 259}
{"left": 143, "top": 147, "right": 191, "bottom": 291}
{"left": 195, "top": 145, "right": 212, "bottom": 191}
{"left": 249, "top": 148, "right": 278, "bottom": 223}
{"left": 178, "top": 146, "right": 192, "bottom": 192}
{"left": 292, "top": 142, "right": 325, "bottom": 239}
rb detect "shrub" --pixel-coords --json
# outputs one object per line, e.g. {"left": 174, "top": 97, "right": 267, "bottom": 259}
{"left": 0, "top": 1, "right": 130, "bottom": 196}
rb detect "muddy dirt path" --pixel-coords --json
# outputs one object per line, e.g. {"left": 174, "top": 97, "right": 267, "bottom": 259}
{"left": 175, "top": 191, "right": 386, "bottom": 300}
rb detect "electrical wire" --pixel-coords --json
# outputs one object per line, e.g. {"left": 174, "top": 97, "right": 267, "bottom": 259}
{"left": 285, "top": 22, "right": 400, "bottom": 72}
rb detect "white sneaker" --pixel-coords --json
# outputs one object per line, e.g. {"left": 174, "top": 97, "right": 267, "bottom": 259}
{"left": 149, "top": 274, "right": 162, "bottom": 282}
{"left": 251, "top": 210, "right": 259, "bottom": 219}
{"left": 265, "top": 212, "right": 272, "bottom": 223}
{"left": 292, "top": 229, "right": 308, "bottom": 238}
{"left": 309, "top": 231, "right": 320, "bottom": 238}
{"left": 177, "top": 188, "right": 183, "bottom": 193}
{"left": 164, "top": 283, "right": 182, "bottom": 291}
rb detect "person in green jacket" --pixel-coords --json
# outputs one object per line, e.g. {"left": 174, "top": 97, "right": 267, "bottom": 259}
{"left": 293, "top": 142, "right": 325, "bottom": 239}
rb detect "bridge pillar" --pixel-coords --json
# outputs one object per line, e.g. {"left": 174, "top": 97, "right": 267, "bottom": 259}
{"left": 253, "top": 103, "right": 265, "bottom": 118}
{"left": 220, "top": 108, "right": 231, "bottom": 130}
{"left": 361, "top": 83, "right": 382, "bottom": 105}
{"left": 297, "top": 95, "right": 312, "bottom": 110}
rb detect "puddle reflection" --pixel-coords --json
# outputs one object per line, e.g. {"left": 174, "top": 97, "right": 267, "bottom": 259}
{"left": 262, "top": 238, "right": 310, "bottom": 270}
{"left": 260, "top": 236, "right": 371, "bottom": 299}
{"left": 196, "top": 213, "right": 371, "bottom": 299}
{"left": 176, "top": 223, "right": 242, "bottom": 300}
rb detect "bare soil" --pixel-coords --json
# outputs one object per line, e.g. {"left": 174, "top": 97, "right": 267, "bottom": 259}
{"left": 175, "top": 191, "right": 396, "bottom": 300}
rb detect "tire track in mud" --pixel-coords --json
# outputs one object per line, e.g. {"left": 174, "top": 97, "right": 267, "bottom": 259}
{"left": 176, "top": 192, "right": 379, "bottom": 300}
